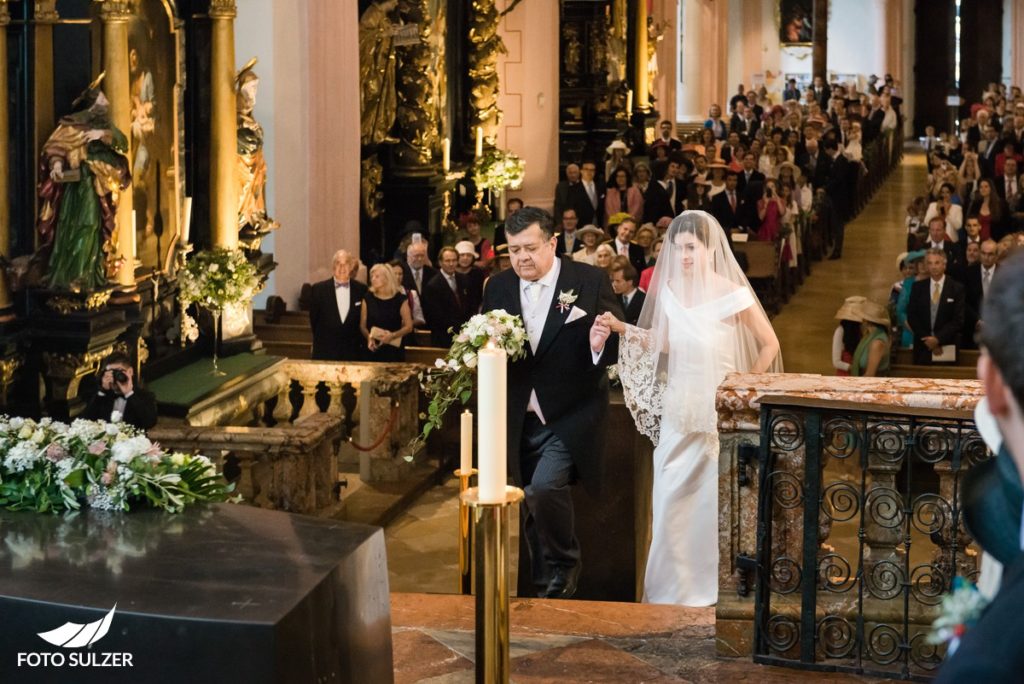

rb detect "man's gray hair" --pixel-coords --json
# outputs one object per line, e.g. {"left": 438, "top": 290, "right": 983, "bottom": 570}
{"left": 926, "top": 247, "right": 948, "bottom": 262}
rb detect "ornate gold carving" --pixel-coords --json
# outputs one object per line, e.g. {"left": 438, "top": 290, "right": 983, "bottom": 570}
{"left": 392, "top": 0, "right": 443, "bottom": 169}
{"left": 0, "top": 356, "right": 20, "bottom": 388}
{"left": 46, "top": 290, "right": 113, "bottom": 315}
{"left": 0, "top": 2, "right": 12, "bottom": 27}
{"left": 95, "top": 0, "right": 133, "bottom": 21}
{"left": 33, "top": 0, "right": 58, "bottom": 23}
{"left": 467, "top": 0, "right": 505, "bottom": 146}
{"left": 360, "top": 0, "right": 400, "bottom": 147}
{"left": 43, "top": 345, "right": 114, "bottom": 401}
{"left": 208, "top": 0, "right": 237, "bottom": 18}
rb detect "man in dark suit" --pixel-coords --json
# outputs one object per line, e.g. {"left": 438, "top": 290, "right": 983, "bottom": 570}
{"left": 824, "top": 140, "right": 852, "bottom": 259}
{"left": 641, "top": 162, "right": 673, "bottom": 224}
{"left": 711, "top": 171, "right": 743, "bottom": 230}
{"left": 610, "top": 259, "right": 645, "bottom": 325}
{"left": 736, "top": 152, "right": 766, "bottom": 195}
{"left": 555, "top": 208, "right": 581, "bottom": 256}
{"left": 82, "top": 351, "right": 158, "bottom": 430}
{"left": 422, "top": 247, "right": 471, "bottom": 347}
{"left": 569, "top": 161, "right": 604, "bottom": 227}
{"left": 610, "top": 217, "right": 648, "bottom": 278}
{"left": 811, "top": 75, "right": 831, "bottom": 109}
{"left": 492, "top": 197, "right": 523, "bottom": 249}
{"left": 400, "top": 239, "right": 437, "bottom": 298}
{"left": 309, "top": 249, "right": 368, "bottom": 361}
{"left": 923, "top": 216, "right": 966, "bottom": 284}
{"left": 798, "top": 137, "right": 832, "bottom": 191}
{"left": 962, "top": 239, "right": 998, "bottom": 349}
{"left": 481, "top": 206, "right": 622, "bottom": 600}
{"left": 907, "top": 249, "right": 966, "bottom": 365}
{"left": 936, "top": 251, "right": 1024, "bottom": 682}
{"left": 655, "top": 120, "right": 683, "bottom": 151}
{"left": 979, "top": 125, "right": 1001, "bottom": 177}
{"left": 553, "top": 164, "right": 581, "bottom": 221}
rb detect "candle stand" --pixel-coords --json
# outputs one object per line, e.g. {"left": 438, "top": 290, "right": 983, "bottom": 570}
{"left": 455, "top": 467, "right": 477, "bottom": 595}
{"left": 461, "top": 485, "right": 523, "bottom": 684}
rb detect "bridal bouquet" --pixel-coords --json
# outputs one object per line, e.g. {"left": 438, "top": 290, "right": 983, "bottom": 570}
{"left": 407, "top": 310, "right": 528, "bottom": 457}
{"left": 0, "top": 416, "right": 236, "bottom": 514}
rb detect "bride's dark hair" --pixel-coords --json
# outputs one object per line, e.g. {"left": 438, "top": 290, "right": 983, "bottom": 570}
{"left": 666, "top": 212, "right": 711, "bottom": 246}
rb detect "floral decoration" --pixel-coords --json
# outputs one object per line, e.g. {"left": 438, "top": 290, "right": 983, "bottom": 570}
{"left": 556, "top": 289, "right": 578, "bottom": 313}
{"left": 407, "top": 310, "right": 528, "bottom": 458}
{"left": 0, "top": 416, "right": 236, "bottom": 514}
{"left": 472, "top": 148, "right": 526, "bottom": 191}
{"left": 927, "top": 576, "right": 990, "bottom": 656}
{"left": 177, "top": 248, "right": 262, "bottom": 345}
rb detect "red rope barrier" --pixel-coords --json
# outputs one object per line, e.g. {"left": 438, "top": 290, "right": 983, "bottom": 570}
{"left": 347, "top": 404, "right": 400, "bottom": 452}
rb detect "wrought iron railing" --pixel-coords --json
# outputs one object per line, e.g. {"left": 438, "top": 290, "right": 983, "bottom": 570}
{"left": 750, "top": 396, "right": 989, "bottom": 681}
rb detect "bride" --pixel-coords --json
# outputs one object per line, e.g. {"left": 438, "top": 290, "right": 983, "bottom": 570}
{"left": 599, "top": 211, "right": 782, "bottom": 606}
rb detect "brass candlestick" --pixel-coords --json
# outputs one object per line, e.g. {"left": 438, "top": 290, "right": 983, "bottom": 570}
{"left": 455, "top": 467, "right": 478, "bottom": 595}
{"left": 461, "top": 485, "right": 524, "bottom": 684}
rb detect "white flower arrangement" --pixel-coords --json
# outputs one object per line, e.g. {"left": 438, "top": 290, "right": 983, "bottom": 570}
{"left": 0, "top": 416, "right": 236, "bottom": 513}
{"left": 177, "top": 248, "right": 263, "bottom": 345}
{"left": 472, "top": 148, "right": 526, "bottom": 191}
{"left": 408, "top": 310, "right": 528, "bottom": 457}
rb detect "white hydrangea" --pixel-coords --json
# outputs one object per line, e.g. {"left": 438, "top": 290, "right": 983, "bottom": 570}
{"left": 110, "top": 436, "right": 154, "bottom": 464}
{"left": 4, "top": 442, "right": 42, "bottom": 473}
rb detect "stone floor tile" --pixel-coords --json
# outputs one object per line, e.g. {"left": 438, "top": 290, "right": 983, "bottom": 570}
{"left": 392, "top": 629, "right": 473, "bottom": 684}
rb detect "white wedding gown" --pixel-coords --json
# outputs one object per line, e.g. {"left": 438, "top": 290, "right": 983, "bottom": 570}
{"left": 637, "top": 286, "right": 752, "bottom": 606}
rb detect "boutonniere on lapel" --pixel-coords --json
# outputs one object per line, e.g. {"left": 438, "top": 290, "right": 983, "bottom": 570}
{"left": 556, "top": 289, "right": 578, "bottom": 313}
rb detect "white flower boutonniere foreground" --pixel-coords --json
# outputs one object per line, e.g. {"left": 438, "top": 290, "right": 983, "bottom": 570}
{"left": 556, "top": 289, "right": 578, "bottom": 313}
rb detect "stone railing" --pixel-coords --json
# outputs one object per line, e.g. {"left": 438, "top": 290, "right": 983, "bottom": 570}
{"left": 149, "top": 413, "right": 344, "bottom": 516}
{"left": 715, "top": 373, "right": 985, "bottom": 679}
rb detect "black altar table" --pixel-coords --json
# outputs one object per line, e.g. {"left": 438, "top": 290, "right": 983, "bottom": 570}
{"left": 0, "top": 504, "right": 393, "bottom": 683}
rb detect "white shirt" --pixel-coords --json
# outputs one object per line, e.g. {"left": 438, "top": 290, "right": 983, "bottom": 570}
{"left": 981, "top": 265, "right": 995, "bottom": 295}
{"left": 615, "top": 238, "right": 630, "bottom": 256}
{"left": 519, "top": 258, "right": 562, "bottom": 423}
{"left": 334, "top": 280, "right": 351, "bottom": 322}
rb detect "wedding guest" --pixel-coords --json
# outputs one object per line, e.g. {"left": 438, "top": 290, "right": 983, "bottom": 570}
{"left": 422, "top": 247, "right": 471, "bottom": 347}
{"left": 907, "top": 249, "right": 966, "bottom": 365}
{"left": 896, "top": 250, "right": 928, "bottom": 348}
{"left": 362, "top": 263, "right": 414, "bottom": 362}
{"left": 923, "top": 183, "right": 964, "bottom": 242}
{"left": 610, "top": 217, "right": 648, "bottom": 276}
{"left": 963, "top": 239, "right": 998, "bottom": 349}
{"left": 849, "top": 301, "right": 891, "bottom": 377}
{"left": 389, "top": 261, "right": 425, "bottom": 328}
{"left": 571, "top": 225, "right": 605, "bottom": 266}
{"left": 491, "top": 197, "right": 523, "bottom": 249}
{"left": 309, "top": 249, "right": 368, "bottom": 361}
{"left": 594, "top": 243, "right": 615, "bottom": 271}
{"left": 454, "top": 240, "right": 486, "bottom": 315}
{"left": 83, "top": 351, "right": 158, "bottom": 430}
{"left": 634, "top": 224, "right": 657, "bottom": 266}
{"left": 610, "top": 259, "right": 645, "bottom": 326}
{"left": 555, "top": 208, "right": 581, "bottom": 256}
{"left": 604, "top": 166, "right": 643, "bottom": 228}
{"left": 832, "top": 296, "right": 865, "bottom": 376}
{"left": 553, "top": 163, "right": 581, "bottom": 221}
{"left": 400, "top": 236, "right": 436, "bottom": 298}
{"left": 461, "top": 212, "right": 495, "bottom": 270}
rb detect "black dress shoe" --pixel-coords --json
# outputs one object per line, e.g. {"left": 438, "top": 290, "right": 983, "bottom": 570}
{"left": 544, "top": 562, "right": 581, "bottom": 599}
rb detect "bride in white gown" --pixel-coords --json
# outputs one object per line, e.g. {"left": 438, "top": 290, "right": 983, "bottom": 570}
{"left": 599, "top": 211, "right": 782, "bottom": 606}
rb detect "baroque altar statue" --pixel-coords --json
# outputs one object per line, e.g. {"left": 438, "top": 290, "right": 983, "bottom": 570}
{"left": 359, "top": 0, "right": 400, "bottom": 147}
{"left": 37, "top": 74, "right": 131, "bottom": 293}
{"left": 235, "top": 58, "right": 279, "bottom": 239}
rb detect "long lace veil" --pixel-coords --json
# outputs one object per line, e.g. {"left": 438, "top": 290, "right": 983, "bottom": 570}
{"left": 618, "top": 211, "right": 783, "bottom": 444}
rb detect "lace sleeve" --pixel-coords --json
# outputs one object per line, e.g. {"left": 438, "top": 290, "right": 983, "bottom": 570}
{"left": 619, "top": 324, "right": 665, "bottom": 446}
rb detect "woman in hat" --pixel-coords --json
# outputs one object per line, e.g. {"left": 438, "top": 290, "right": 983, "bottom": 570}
{"left": 707, "top": 160, "right": 728, "bottom": 197}
{"left": 850, "top": 301, "right": 891, "bottom": 377}
{"left": 454, "top": 240, "right": 486, "bottom": 313}
{"left": 688, "top": 178, "right": 713, "bottom": 213}
{"left": 895, "top": 250, "right": 928, "bottom": 348}
{"left": 604, "top": 140, "right": 632, "bottom": 181}
{"left": 460, "top": 211, "right": 495, "bottom": 270}
{"left": 604, "top": 165, "right": 644, "bottom": 229}
{"left": 571, "top": 224, "right": 606, "bottom": 266}
{"left": 832, "top": 296, "right": 866, "bottom": 376}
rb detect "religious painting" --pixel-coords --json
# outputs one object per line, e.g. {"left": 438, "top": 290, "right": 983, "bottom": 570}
{"left": 126, "top": 0, "right": 183, "bottom": 273}
{"left": 779, "top": 0, "right": 813, "bottom": 45}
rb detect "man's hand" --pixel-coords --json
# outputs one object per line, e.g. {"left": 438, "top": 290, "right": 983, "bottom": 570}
{"left": 589, "top": 316, "right": 611, "bottom": 354}
{"left": 923, "top": 335, "right": 941, "bottom": 352}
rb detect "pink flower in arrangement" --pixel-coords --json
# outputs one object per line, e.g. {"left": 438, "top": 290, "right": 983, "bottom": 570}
{"left": 101, "top": 471, "right": 114, "bottom": 486}
{"left": 88, "top": 440, "right": 107, "bottom": 455}
{"left": 44, "top": 443, "right": 68, "bottom": 462}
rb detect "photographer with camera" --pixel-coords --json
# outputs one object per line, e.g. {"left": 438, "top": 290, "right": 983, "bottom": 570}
{"left": 82, "top": 351, "right": 158, "bottom": 430}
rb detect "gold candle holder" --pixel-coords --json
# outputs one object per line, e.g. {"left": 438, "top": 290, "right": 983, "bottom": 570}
{"left": 461, "top": 485, "right": 524, "bottom": 684}
{"left": 455, "top": 467, "right": 478, "bottom": 595}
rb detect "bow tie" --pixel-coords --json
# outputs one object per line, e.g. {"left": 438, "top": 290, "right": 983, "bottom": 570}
{"left": 335, "top": 281, "right": 350, "bottom": 289}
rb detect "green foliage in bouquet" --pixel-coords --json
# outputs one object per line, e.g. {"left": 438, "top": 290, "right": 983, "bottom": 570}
{"left": 472, "top": 148, "right": 526, "bottom": 191}
{"left": 178, "top": 248, "right": 262, "bottom": 312}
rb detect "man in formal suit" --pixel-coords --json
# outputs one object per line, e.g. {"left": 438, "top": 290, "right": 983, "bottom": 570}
{"left": 309, "top": 249, "right": 368, "bottom": 361}
{"left": 962, "top": 239, "right": 998, "bottom": 349}
{"left": 642, "top": 160, "right": 673, "bottom": 224}
{"left": 711, "top": 171, "right": 743, "bottom": 231}
{"left": 812, "top": 75, "right": 831, "bottom": 109}
{"left": 570, "top": 161, "right": 604, "bottom": 227}
{"left": 907, "top": 249, "right": 966, "bottom": 365}
{"left": 655, "top": 120, "right": 682, "bottom": 151}
{"left": 610, "top": 217, "right": 648, "bottom": 277}
{"left": 82, "top": 351, "right": 158, "bottom": 430}
{"left": 782, "top": 78, "right": 800, "bottom": 102}
{"left": 824, "top": 140, "right": 852, "bottom": 259}
{"left": 736, "top": 152, "right": 766, "bottom": 195}
{"left": 799, "top": 137, "right": 832, "bottom": 191}
{"left": 610, "top": 259, "right": 645, "bottom": 325}
{"left": 480, "top": 206, "right": 622, "bottom": 599}
{"left": 979, "top": 125, "right": 1001, "bottom": 177}
{"left": 492, "top": 197, "right": 524, "bottom": 250}
{"left": 553, "top": 163, "right": 581, "bottom": 221}
{"left": 936, "top": 251, "right": 1024, "bottom": 682}
{"left": 422, "top": 247, "right": 470, "bottom": 347}
{"left": 924, "top": 216, "right": 966, "bottom": 283}
{"left": 555, "top": 208, "right": 580, "bottom": 256}
{"left": 400, "top": 239, "right": 436, "bottom": 298}
{"left": 655, "top": 159, "right": 683, "bottom": 218}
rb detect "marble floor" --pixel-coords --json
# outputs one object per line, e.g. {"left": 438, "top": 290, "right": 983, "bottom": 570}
{"left": 386, "top": 148, "right": 926, "bottom": 681}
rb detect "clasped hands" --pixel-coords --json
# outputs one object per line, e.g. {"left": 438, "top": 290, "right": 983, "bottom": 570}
{"left": 589, "top": 311, "right": 626, "bottom": 353}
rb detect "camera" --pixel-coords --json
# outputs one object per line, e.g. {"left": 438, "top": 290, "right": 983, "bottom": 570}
{"left": 112, "top": 369, "right": 129, "bottom": 385}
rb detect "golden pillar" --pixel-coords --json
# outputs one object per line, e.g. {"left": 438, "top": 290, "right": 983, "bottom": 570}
{"left": 633, "top": 0, "right": 650, "bottom": 112}
{"left": 0, "top": 1, "right": 12, "bottom": 315}
{"left": 209, "top": 0, "right": 239, "bottom": 250}
{"left": 96, "top": 0, "right": 135, "bottom": 291}
{"left": 33, "top": 1, "right": 58, "bottom": 246}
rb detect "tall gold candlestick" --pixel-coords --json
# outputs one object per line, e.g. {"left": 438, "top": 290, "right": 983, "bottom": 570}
{"left": 462, "top": 485, "right": 524, "bottom": 684}
{"left": 455, "top": 467, "right": 478, "bottom": 595}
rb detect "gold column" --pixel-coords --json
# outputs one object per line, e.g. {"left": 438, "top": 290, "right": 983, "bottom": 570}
{"left": 33, "top": 1, "right": 58, "bottom": 246}
{"left": 96, "top": 0, "right": 135, "bottom": 291}
{"left": 209, "top": 0, "right": 238, "bottom": 250}
{"left": 0, "top": 1, "right": 11, "bottom": 316}
{"left": 633, "top": 0, "right": 649, "bottom": 112}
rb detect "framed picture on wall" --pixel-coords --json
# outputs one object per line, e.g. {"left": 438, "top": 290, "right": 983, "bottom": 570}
{"left": 779, "top": 0, "right": 813, "bottom": 45}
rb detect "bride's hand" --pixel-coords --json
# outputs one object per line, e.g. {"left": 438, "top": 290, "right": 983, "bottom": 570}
{"left": 600, "top": 311, "right": 626, "bottom": 334}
